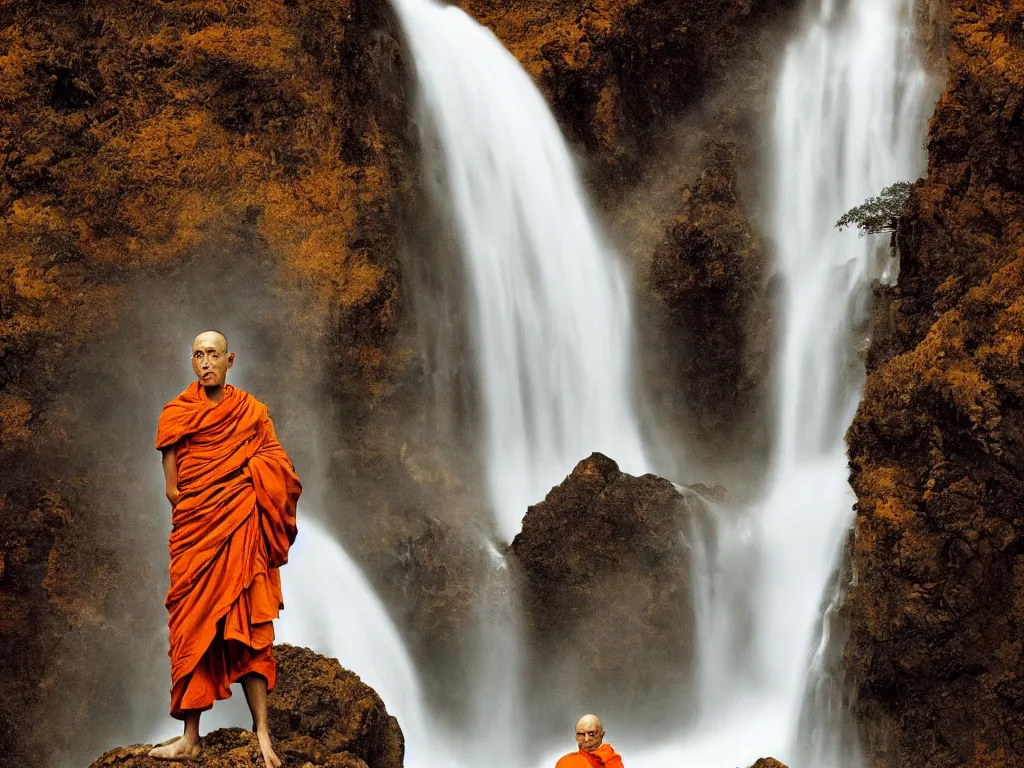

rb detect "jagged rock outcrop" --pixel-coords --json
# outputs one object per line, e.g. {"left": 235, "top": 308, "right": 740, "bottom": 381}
{"left": 748, "top": 759, "right": 787, "bottom": 768}
{"left": 89, "top": 645, "right": 404, "bottom": 768}
{"left": 454, "top": 0, "right": 799, "bottom": 173}
{"left": 847, "top": 2, "right": 1024, "bottom": 767}
{"left": 0, "top": 1, "right": 410, "bottom": 763}
{"left": 510, "top": 453, "right": 698, "bottom": 735}
{"left": 647, "top": 140, "right": 772, "bottom": 466}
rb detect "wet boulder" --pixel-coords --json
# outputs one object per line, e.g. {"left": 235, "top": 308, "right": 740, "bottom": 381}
{"left": 88, "top": 644, "right": 404, "bottom": 768}
{"left": 510, "top": 453, "right": 701, "bottom": 735}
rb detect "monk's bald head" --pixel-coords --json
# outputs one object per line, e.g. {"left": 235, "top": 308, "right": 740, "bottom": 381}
{"left": 191, "top": 330, "right": 234, "bottom": 391}
{"left": 574, "top": 714, "right": 604, "bottom": 751}
{"left": 193, "top": 330, "right": 228, "bottom": 353}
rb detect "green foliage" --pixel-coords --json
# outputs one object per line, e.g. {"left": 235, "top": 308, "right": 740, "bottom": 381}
{"left": 835, "top": 181, "right": 912, "bottom": 236}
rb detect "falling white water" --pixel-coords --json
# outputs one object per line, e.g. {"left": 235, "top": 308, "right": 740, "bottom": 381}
{"left": 638, "top": 0, "right": 930, "bottom": 766}
{"left": 761, "top": 0, "right": 928, "bottom": 753}
{"left": 394, "top": 0, "right": 649, "bottom": 541}
{"left": 276, "top": 518, "right": 442, "bottom": 768}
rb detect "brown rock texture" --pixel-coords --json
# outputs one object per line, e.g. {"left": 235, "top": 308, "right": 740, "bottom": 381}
{"left": 453, "top": 0, "right": 798, "bottom": 171}
{"left": 89, "top": 644, "right": 404, "bottom": 768}
{"left": 0, "top": 1, "right": 409, "bottom": 763}
{"left": 647, "top": 140, "right": 772, "bottom": 466}
{"left": 510, "top": 452, "right": 697, "bottom": 734}
{"left": 748, "top": 759, "right": 788, "bottom": 768}
{"left": 846, "top": 1, "right": 1024, "bottom": 767}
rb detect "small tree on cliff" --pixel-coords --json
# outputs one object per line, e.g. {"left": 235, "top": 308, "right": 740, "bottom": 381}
{"left": 835, "top": 180, "right": 912, "bottom": 236}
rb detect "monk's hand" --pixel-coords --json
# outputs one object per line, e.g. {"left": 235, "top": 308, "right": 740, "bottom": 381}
{"left": 166, "top": 487, "right": 179, "bottom": 507}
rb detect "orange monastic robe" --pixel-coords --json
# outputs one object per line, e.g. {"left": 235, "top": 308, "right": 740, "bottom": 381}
{"left": 156, "top": 382, "right": 301, "bottom": 718}
{"left": 555, "top": 745, "right": 625, "bottom": 768}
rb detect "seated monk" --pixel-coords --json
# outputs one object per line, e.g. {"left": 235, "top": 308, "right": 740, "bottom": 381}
{"left": 148, "top": 331, "right": 301, "bottom": 768}
{"left": 556, "top": 714, "right": 624, "bottom": 768}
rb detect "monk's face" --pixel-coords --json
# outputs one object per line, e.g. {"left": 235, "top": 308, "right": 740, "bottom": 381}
{"left": 574, "top": 716, "right": 604, "bottom": 751}
{"left": 191, "top": 332, "right": 234, "bottom": 388}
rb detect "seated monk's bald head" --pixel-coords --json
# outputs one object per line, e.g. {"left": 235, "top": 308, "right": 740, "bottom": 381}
{"left": 574, "top": 714, "right": 604, "bottom": 751}
{"left": 192, "top": 330, "right": 234, "bottom": 389}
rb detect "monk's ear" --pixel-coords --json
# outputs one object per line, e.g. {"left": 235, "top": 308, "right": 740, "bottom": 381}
{"left": 227, "top": 352, "right": 235, "bottom": 368}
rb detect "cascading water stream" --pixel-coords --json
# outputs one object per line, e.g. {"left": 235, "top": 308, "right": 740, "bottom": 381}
{"left": 275, "top": 518, "right": 434, "bottom": 763}
{"left": 636, "top": 0, "right": 930, "bottom": 765}
{"left": 393, "top": 0, "right": 649, "bottom": 542}
{"left": 756, "top": 0, "right": 929, "bottom": 738}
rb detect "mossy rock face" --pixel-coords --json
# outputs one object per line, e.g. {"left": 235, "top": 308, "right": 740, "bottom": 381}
{"left": 846, "top": 1, "right": 1024, "bottom": 766}
{"left": 0, "top": 1, "right": 410, "bottom": 763}
{"left": 89, "top": 644, "right": 404, "bottom": 768}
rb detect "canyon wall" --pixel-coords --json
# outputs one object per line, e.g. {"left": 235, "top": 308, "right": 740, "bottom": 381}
{"left": 847, "top": 2, "right": 1024, "bottom": 766}
{"left": 0, "top": 1, "right": 408, "bottom": 761}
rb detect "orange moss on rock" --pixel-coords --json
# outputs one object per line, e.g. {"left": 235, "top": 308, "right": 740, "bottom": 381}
{"left": 0, "top": 0, "right": 408, "bottom": 762}
{"left": 847, "top": 1, "right": 1024, "bottom": 764}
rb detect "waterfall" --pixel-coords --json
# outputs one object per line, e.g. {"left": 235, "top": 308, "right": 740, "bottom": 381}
{"left": 378, "top": 0, "right": 928, "bottom": 763}
{"left": 641, "top": 0, "right": 930, "bottom": 765}
{"left": 766, "top": 0, "right": 929, "bottom": 761}
{"left": 393, "top": 0, "right": 649, "bottom": 541}
{"left": 764, "top": 0, "right": 928, "bottom": 745}
{"left": 136, "top": 0, "right": 931, "bottom": 766}
{"left": 275, "top": 518, "right": 435, "bottom": 766}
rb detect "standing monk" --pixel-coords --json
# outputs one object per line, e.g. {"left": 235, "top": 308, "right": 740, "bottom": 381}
{"left": 149, "top": 331, "right": 301, "bottom": 768}
{"left": 555, "top": 714, "right": 624, "bottom": 768}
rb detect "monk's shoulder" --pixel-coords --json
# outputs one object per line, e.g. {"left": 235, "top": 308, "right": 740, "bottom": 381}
{"left": 230, "top": 385, "right": 259, "bottom": 406}
{"left": 555, "top": 752, "right": 586, "bottom": 768}
{"left": 601, "top": 746, "right": 624, "bottom": 768}
{"left": 156, "top": 383, "right": 201, "bottom": 448}
{"left": 160, "top": 382, "right": 200, "bottom": 410}
{"left": 233, "top": 387, "right": 270, "bottom": 417}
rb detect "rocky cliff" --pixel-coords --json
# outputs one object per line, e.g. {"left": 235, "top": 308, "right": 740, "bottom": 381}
{"left": 847, "top": 1, "right": 1024, "bottom": 766}
{"left": 646, "top": 140, "right": 773, "bottom": 470}
{"left": 90, "top": 644, "right": 404, "bottom": 768}
{"left": 0, "top": 1, "right": 409, "bottom": 762}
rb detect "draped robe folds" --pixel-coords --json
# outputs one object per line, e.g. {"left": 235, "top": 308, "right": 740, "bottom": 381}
{"left": 555, "top": 745, "right": 625, "bottom": 768}
{"left": 156, "top": 382, "right": 301, "bottom": 718}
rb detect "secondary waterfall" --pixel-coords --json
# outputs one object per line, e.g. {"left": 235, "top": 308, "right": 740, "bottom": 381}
{"left": 394, "top": 0, "right": 649, "bottom": 541}
{"left": 636, "top": 0, "right": 930, "bottom": 765}
{"left": 770, "top": 0, "right": 929, "bottom": 761}
{"left": 765, "top": 0, "right": 928, "bottom": 754}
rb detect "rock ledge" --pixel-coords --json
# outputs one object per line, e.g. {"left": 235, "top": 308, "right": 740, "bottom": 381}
{"left": 89, "top": 644, "right": 404, "bottom": 768}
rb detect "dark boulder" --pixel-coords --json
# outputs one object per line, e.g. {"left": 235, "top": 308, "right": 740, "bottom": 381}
{"left": 510, "top": 453, "right": 699, "bottom": 734}
{"left": 88, "top": 644, "right": 404, "bottom": 768}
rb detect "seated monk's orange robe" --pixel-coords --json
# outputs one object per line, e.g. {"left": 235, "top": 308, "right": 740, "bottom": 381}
{"left": 156, "top": 382, "right": 301, "bottom": 719}
{"left": 555, "top": 744, "right": 625, "bottom": 768}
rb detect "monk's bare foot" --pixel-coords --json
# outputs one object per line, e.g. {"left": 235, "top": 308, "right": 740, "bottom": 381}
{"left": 148, "top": 735, "right": 200, "bottom": 761}
{"left": 256, "top": 730, "right": 281, "bottom": 768}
